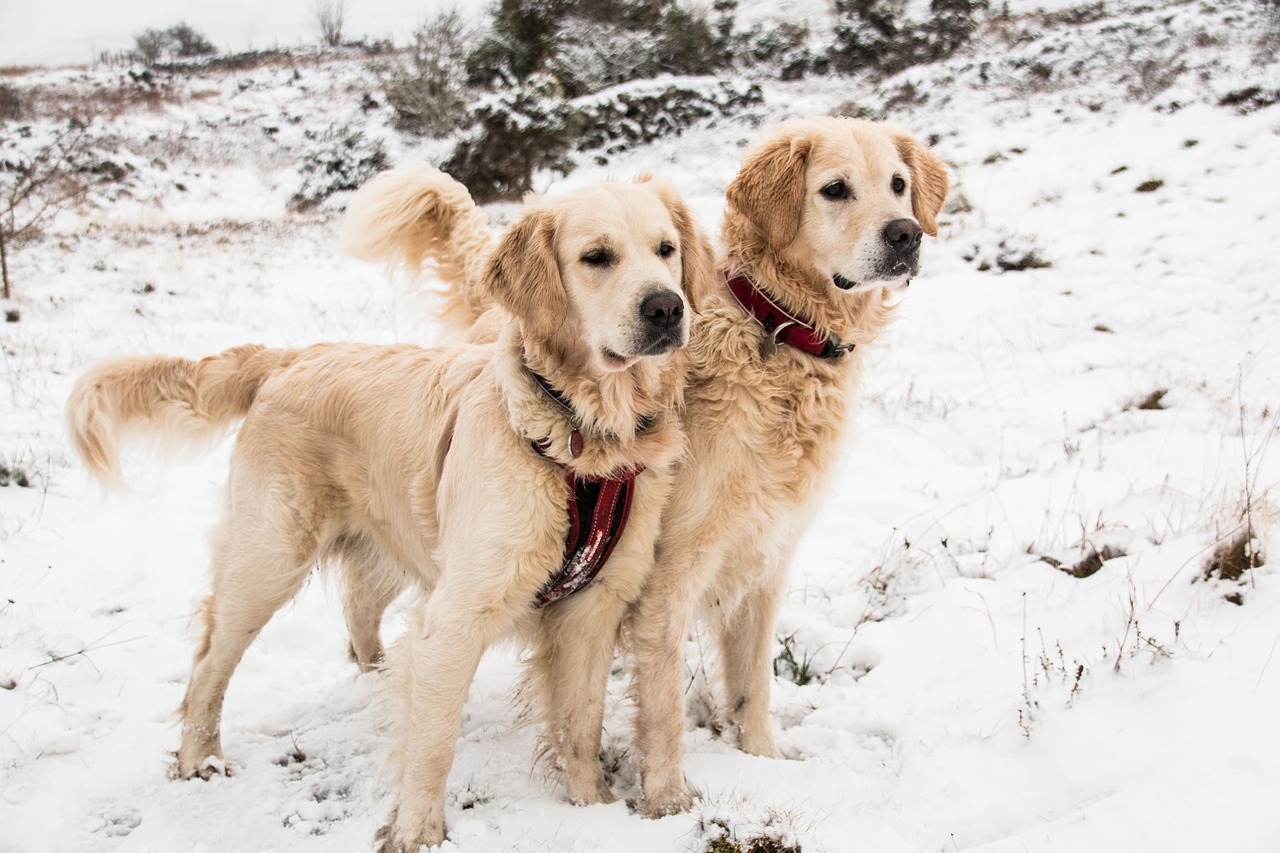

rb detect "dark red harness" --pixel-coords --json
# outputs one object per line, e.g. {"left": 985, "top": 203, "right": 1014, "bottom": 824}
{"left": 526, "top": 370, "right": 645, "bottom": 608}
{"left": 531, "top": 442, "right": 642, "bottom": 608}
{"left": 724, "top": 271, "right": 856, "bottom": 359}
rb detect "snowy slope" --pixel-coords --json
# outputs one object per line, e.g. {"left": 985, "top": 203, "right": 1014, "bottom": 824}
{"left": 4, "top": 1, "right": 1280, "bottom": 851}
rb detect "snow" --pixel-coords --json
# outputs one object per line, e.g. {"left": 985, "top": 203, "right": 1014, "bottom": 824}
{"left": 4, "top": 1, "right": 1280, "bottom": 851}
{"left": 0, "top": 0, "right": 481, "bottom": 68}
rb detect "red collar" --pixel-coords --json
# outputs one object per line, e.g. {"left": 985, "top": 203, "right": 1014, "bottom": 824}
{"left": 724, "top": 271, "right": 855, "bottom": 359}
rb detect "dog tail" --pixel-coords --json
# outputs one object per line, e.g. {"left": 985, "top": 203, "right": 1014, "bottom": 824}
{"left": 340, "top": 162, "right": 496, "bottom": 330}
{"left": 66, "top": 344, "right": 298, "bottom": 484}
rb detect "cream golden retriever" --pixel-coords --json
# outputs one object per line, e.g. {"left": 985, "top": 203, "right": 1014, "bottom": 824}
{"left": 341, "top": 115, "right": 949, "bottom": 817}
{"left": 66, "top": 179, "right": 716, "bottom": 850}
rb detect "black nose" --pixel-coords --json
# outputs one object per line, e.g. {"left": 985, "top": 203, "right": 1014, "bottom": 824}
{"left": 883, "top": 218, "right": 923, "bottom": 252}
{"left": 640, "top": 291, "right": 684, "bottom": 329}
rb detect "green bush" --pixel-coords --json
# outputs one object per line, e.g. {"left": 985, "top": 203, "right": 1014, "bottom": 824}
{"left": 440, "top": 75, "right": 577, "bottom": 203}
{"left": 573, "top": 78, "right": 763, "bottom": 157}
{"left": 829, "top": 0, "right": 984, "bottom": 76}
{"left": 291, "top": 124, "right": 389, "bottom": 210}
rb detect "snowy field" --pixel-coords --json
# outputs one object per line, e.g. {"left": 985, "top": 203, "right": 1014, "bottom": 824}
{"left": 3, "top": 1, "right": 1280, "bottom": 851}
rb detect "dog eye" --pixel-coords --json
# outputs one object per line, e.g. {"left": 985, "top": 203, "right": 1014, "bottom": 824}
{"left": 891, "top": 175, "right": 907, "bottom": 195}
{"left": 819, "top": 181, "right": 850, "bottom": 201}
{"left": 581, "top": 248, "right": 611, "bottom": 266}
{"left": 657, "top": 241, "right": 676, "bottom": 258}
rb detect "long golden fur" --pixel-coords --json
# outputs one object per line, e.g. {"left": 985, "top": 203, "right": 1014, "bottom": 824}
{"left": 67, "top": 179, "right": 716, "bottom": 850}
{"left": 341, "top": 116, "right": 950, "bottom": 817}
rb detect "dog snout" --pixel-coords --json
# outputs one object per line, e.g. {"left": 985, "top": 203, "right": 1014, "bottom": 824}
{"left": 640, "top": 290, "right": 684, "bottom": 331}
{"left": 883, "top": 218, "right": 923, "bottom": 253}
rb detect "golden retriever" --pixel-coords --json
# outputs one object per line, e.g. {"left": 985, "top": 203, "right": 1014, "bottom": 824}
{"left": 341, "top": 116, "right": 949, "bottom": 817}
{"left": 66, "top": 179, "right": 716, "bottom": 850}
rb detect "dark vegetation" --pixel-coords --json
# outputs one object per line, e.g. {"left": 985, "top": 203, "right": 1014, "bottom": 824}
{"left": 1205, "top": 529, "right": 1263, "bottom": 584}
{"left": 7, "top": 0, "right": 1275, "bottom": 220}
{"left": 379, "top": 0, "right": 990, "bottom": 199}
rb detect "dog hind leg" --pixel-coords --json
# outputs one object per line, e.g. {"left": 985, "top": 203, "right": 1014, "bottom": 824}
{"left": 177, "top": 496, "right": 319, "bottom": 779}
{"left": 337, "top": 536, "right": 410, "bottom": 672}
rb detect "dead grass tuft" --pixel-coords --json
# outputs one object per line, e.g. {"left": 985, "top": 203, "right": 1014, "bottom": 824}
{"left": 1204, "top": 528, "right": 1264, "bottom": 584}
{"left": 1040, "top": 545, "right": 1126, "bottom": 579}
{"left": 707, "top": 837, "right": 801, "bottom": 853}
{"left": 1122, "top": 388, "right": 1168, "bottom": 412}
{"left": 702, "top": 818, "right": 802, "bottom": 853}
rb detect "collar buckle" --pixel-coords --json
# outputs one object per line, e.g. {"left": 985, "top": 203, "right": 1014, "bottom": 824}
{"left": 725, "top": 271, "right": 854, "bottom": 360}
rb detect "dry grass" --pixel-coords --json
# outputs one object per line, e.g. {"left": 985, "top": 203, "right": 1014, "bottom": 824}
{"left": 1, "top": 65, "right": 59, "bottom": 77}
{"left": 11, "top": 82, "right": 180, "bottom": 122}
{"left": 1204, "top": 528, "right": 1264, "bottom": 584}
{"left": 1040, "top": 544, "right": 1127, "bottom": 579}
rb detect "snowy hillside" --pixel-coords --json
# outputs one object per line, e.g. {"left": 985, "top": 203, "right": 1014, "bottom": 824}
{"left": 3, "top": 1, "right": 1280, "bottom": 851}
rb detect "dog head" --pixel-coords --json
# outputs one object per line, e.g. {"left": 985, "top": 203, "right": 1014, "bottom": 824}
{"left": 484, "top": 180, "right": 712, "bottom": 373}
{"left": 726, "top": 116, "right": 949, "bottom": 294}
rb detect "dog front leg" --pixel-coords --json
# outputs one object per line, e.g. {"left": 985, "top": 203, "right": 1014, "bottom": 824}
{"left": 379, "top": 599, "right": 496, "bottom": 852}
{"left": 535, "top": 588, "right": 629, "bottom": 805}
{"left": 631, "top": 562, "right": 699, "bottom": 818}
{"left": 714, "top": 572, "right": 785, "bottom": 758}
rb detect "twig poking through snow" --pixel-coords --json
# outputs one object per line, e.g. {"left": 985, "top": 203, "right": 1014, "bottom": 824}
{"left": 27, "top": 626, "right": 144, "bottom": 670}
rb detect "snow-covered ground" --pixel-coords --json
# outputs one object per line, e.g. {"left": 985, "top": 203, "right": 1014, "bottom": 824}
{"left": 4, "top": 1, "right": 1280, "bottom": 850}
{"left": 0, "top": 0, "right": 477, "bottom": 69}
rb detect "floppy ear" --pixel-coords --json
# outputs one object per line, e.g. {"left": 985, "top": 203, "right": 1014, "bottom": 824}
{"left": 725, "top": 131, "right": 812, "bottom": 249}
{"left": 484, "top": 207, "right": 566, "bottom": 341}
{"left": 894, "top": 134, "right": 950, "bottom": 237}
{"left": 651, "top": 181, "right": 717, "bottom": 314}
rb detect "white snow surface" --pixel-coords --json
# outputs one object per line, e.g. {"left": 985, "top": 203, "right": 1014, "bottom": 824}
{"left": 4, "top": 2, "right": 1280, "bottom": 851}
{"left": 0, "top": 0, "right": 480, "bottom": 68}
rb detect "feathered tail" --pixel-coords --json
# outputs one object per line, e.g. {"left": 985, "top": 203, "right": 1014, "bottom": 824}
{"left": 340, "top": 162, "right": 496, "bottom": 331}
{"left": 65, "top": 344, "right": 298, "bottom": 484}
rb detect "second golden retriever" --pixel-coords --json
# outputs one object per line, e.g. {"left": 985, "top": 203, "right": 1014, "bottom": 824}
{"left": 341, "top": 116, "right": 950, "bottom": 816}
{"left": 66, "top": 179, "right": 715, "bottom": 849}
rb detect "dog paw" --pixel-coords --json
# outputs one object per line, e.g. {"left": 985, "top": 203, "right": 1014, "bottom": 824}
{"left": 569, "top": 776, "right": 616, "bottom": 806}
{"left": 177, "top": 753, "right": 228, "bottom": 781}
{"left": 347, "top": 640, "right": 385, "bottom": 673}
{"left": 737, "top": 728, "right": 782, "bottom": 759}
{"left": 638, "top": 785, "right": 693, "bottom": 818}
{"left": 375, "top": 806, "right": 445, "bottom": 852}
{"left": 375, "top": 827, "right": 445, "bottom": 852}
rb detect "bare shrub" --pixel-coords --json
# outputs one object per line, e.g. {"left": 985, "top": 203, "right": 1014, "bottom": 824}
{"left": 169, "top": 22, "right": 216, "bottom": 58}
{"left": 384, "top": 10, "right": 473, "bottom": 136}
{"left": 128, "top": 23, "right": 217, "bottom": 66}
{"left": 131, "top": 29, "right": 171, "bottom": 66}
{"left": 315, "top": 0, "right": 347, "bottom": 49}
{"left": 1, "top": 121, "right": 96, "bottom": 299}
